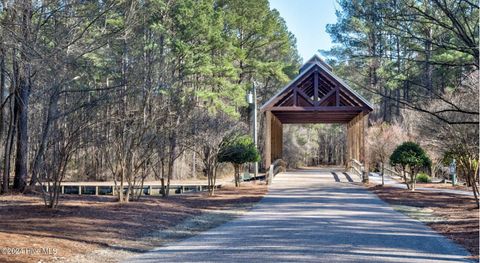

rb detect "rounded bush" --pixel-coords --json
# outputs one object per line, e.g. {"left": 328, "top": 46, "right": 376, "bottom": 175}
{"left": 390, "top": 141, "right": 431, "bottom": 169}
{"left": 416, "top": 173, "right": 431, "bottom": 183}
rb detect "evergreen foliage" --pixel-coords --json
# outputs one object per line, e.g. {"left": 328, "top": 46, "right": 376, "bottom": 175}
{"left": 324, "top": 0, "right": 478, "bottom": 124}
{"left": 0, "top": 0, "right": 299, "bottom": 203}
{"left": 218, "top": 135, "right": 260, "bottom": 186}
{"left": 390, "top": 142, "right": 432, "bottom": 190}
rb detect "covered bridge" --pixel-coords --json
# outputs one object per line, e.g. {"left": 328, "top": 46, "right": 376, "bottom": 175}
{"left": 260, "top": 55, "right": 373, "bottom": 171}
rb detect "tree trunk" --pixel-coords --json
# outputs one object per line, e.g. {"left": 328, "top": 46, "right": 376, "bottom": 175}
{"left": 30, "top": 90, "right": 59, "bottom": 186}
{"left": 402, "top": 167, "right": 410, "bottom": 190}
{"left": 381, "top": 162, "right": 385, "bottom": 186}
{"left": 207, "top": 165, "right": 214, "bottom": 196}
{"left": 160, "top": 158, "right": 166, "bottom": 197}
{"left": 13, "top": 82, "right": 29, "bottom": 192}
{"left": 2, "top": 98, "right": 15, "bottom": 193}
{"left": 211, "top": 165, "right": 217, "bottom": 196}
{"left": 118, "top": 170, "right": 124, "bottom": 202}
{"left": 13, "top": 0, "right": 32, "bottom": 192}
{"left": 410, "top": 169, "right": 417, "bottom": 191}
{"left": 424, "top": 1, "right": 433, "bottom": 97}
{"left": 164, "top": 132, "right": 177, "bottom": 198}
{"left": 165, "top": 156, "right": 174, "bottom": 198}
{"left": 0, "top": 45, "right": 5, "bottom": 145}
{"left": 234, "top": 164, "right": 240, "bottom": 187}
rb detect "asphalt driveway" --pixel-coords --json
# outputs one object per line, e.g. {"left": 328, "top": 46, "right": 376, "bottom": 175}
{"left": 126, "top": 168, "right": 472, "bottom": 263}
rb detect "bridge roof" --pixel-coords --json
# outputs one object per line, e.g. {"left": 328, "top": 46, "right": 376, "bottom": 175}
{"left": 260, "top": 55, "right": 373, "bottom": 124}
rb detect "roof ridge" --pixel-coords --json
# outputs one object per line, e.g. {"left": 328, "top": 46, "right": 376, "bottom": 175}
{"left": 300, "top": 54, "right": 332, "bottom": 72}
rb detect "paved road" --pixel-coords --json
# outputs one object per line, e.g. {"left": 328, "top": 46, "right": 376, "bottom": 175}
{"left": 126, "top": 168, "right": 472, "bottom": 263}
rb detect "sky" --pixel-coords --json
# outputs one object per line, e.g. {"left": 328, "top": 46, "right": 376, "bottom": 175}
{"left": 269, "top": 0, "right": 338, "bottom": 63}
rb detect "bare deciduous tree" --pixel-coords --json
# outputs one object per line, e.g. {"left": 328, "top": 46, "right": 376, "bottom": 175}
{"left": 366, "top": 122, "right": 409, "bottom": 185}
{"left": 403, "top": 71, "right": 479, "bottom": 206}
{"left": 189, "top": 111, "right": 243, "bottom": 195}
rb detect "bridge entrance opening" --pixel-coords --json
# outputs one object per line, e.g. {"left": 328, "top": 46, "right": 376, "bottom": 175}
{"left": 282, "top": 123, "right": 346, "bottom": 167}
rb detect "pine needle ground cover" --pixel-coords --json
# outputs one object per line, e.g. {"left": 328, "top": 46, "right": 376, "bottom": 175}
{"left": 369, "top": 185, "right": 479, "bottom": 260}
{"left": 0, "top": 182, "right": 267, "bottom": 263}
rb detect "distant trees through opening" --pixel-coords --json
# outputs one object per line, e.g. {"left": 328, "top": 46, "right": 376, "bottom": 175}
{"left": 283, "top": 124, "right": 346, "bottom": 168}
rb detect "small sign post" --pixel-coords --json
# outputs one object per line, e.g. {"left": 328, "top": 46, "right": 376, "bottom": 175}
{"left": 449, "top": 159, "right": 457, "bottom": 186}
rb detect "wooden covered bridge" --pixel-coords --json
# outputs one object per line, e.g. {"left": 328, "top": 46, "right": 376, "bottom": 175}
{"left": 260, "top": 55, "right": 373, "bottom": 176}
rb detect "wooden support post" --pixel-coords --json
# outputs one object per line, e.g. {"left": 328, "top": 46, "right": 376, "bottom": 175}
{"left": 148, "top": 185, "right": 152, "bottom": 195}
{"left": 361, "top": 113, "right": 369, "bottom": 183}
{"left": 95, "top": 186, "right": 99, "bottom": 195}
{"left": 78, "top": 186, "right": 82, "bottom": 195}
{"left": 61, "top": 185, "right": 64, "bottom": 194}
{"left": 269, "top": 113, "right": 283, "bottom": 162}
{"left": 279, "top": 118, "right": 283, "bottom": 160}
{"left": 264, "top": 111, "right": 272, "bottom": 168}
{"left": 346, "top": 112, "right": 368, "bottom": 177}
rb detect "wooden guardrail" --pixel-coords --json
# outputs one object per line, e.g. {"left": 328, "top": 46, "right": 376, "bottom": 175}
{"left": 383, "top": 163, "right": 407, "bottom": 179}
{"left": 42, "top": 182, "right": 221, "bottom": 196}
{"left": 349, "top": 159, "right": 363, "bottom": 177}
{"left": 266, "top": 159, "right": 287, "bottom": 184}
{"left": 347, "top": 159, "right": 369, "bottom": 183}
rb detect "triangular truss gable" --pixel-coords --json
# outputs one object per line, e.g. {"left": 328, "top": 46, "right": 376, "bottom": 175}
{"left": 260, "top": 55, "right": 373, "bottom": 112}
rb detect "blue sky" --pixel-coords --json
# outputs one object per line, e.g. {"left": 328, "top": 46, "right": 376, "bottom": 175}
{"left": 269, "top": 0, "right": 338, "bottom": 63}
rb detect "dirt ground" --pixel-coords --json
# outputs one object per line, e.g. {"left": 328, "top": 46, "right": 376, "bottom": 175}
{"left": 0, "top": 182, "right": 267, "bottom": 263}
{"left": 381, "top": 175, "right": 471, "bottom": 190}
{"left": 369, "top": 185, "right": 479, "bottom": 260}
{"left": 416, "top": 182, "right": 471, "bottom": 191}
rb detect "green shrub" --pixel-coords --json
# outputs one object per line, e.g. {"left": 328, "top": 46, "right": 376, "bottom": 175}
{"left": 390, "top": 142, "right": 431, "bottom": 169}
{"left": 218, "top": 135, "right": 260, "bottom": 187}
{"left": 218, "top": 135, "right": 260, "bottom": 165}
{"left": 390, "top": 141, "right": 431, "bottom": 190}
{"left": 416, "top": 173, "right": 431, "bottom": 183}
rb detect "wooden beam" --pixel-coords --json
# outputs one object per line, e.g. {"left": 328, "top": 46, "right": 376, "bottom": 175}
{"left": 296, "top": 88, "right": 314, "bottom": 106}
{"left": 336, "top": 87, "right": 340, "bottom": 106}
{"left": 262, "top": 67, "right": 317, "bottom": 111}
{"left": 338, "top": 90, "right": 357, "bottom": 107}
{"left": 279, "top": 120, "right": 351, "bottom": 124}
{"left": 317, "top": 89, "right": 336, "bottom": 106}
{"left": 318, "top": 70, "right": 372, "bottom": 110}
{"left": 293, "top": 89, "right": 298, "bottom": 106}
{"left": 318, "top": 77, "right": 335, "bottom": 94}
{"left": 270, "top": 106, "right": 364, "bottom": 112}
{"left": 278, "top": 92, "right": 294, "bottom": 106}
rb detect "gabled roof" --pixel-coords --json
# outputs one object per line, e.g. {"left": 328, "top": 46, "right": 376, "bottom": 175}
{"left": 260, "top": 54, "right": 373, "bottom": 112}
